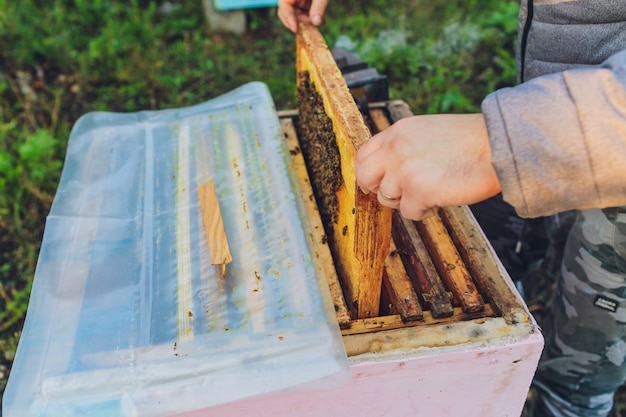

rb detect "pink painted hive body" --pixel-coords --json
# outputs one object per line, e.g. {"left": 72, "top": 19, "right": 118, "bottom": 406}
{"left": 181, "top": 324, "right": 542, "bottom": 417}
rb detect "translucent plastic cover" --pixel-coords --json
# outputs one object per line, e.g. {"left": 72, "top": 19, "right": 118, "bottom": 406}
{"left": 3, "top": 82, "right": 350, "bottom": 417}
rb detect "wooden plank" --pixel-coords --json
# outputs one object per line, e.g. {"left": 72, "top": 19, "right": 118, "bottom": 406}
{"left": 440, "top": 206, "right": 531, "bottom": 324}
{"left": 386, "top": 100, "right": 415, "bottom": 125}
{"left": 383, "top": 239, "right": 423, "bottom": 322}
{"left": 392, "top": 211, "right": 454, "bottom": 318}
{"left": 280, "top": 118, "right": 352, "bottom": 329}
{"left": 296, "top": 22, "right": 392, "bottom": 319}
{"left": 375, "top": 100, "right": 529, "bottom": 322}
{"left": 341, "top": 304, "right": 495, "bottom": 337}
{"left": 368, "top": 108, "right": 391, "bottom": 133}
{"left": 377, "top": 100, "right": 484, "bottom": 313}
{"left": 371, "top": 107, "right": 432, "bottom": 320}
{"left": 416, "top": 212, "right": 485, "bottom": 313}
{"left": 198, "top": 181, "right": 233, "bottom": 267}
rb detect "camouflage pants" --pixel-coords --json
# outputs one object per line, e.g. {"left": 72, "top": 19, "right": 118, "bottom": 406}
{"left": 534, "top": 208, "right": 626, "bottom": 417}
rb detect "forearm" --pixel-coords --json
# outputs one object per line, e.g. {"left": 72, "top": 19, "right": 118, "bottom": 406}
{"left": 483, "top": 49, "right": 626, "bottom": 217}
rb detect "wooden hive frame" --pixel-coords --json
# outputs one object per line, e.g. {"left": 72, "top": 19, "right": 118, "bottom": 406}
{"left": 295, "top": 22, "right": 392, "bottom": 319}
{"left": 280, "top": 100, "right": 535, "bottom": 356}
{"left": 284, "top": 25, "right": 534, "bottom": 356}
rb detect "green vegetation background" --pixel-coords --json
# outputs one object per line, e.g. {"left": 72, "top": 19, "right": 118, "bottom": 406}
{"left": 5, "top": 0, "right": 612, "bottom": 414}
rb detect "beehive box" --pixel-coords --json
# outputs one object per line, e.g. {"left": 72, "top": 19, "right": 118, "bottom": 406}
{"left": 181, "top": 24, "right": 543, "bottom": 417}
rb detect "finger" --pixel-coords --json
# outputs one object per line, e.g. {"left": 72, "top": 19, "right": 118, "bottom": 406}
{"left": 377, "top": 191, "right": 401, "bottom": 209}
{"left": 277, "top": 3, "right": 299, "bottom": 32}
{"left": 396, "top": 191, "right": 436, "bottom": 221}
{"left": 284, "top": 15, "right": 299, "bottom": 33}
{"left": 405, "top": 207, "right": 434, "bottom": 222}
{"left": 398, "top": 200, "right": 430, "bottom": 221}
{"left": 356, "top": 131, "right": 385, "bottom": 165}
{"left": 422, "top": 208, "right": 437, "bottom": 220}
{"left": 309, "top": 0, "right": 329, "bottom": 26}
{"left": 355, "top": 131, "right": 392, "bottom": 194}
{"left": 376, "top": 176, "right": 402, "bottom": 208}
{"left": 355, "top": 151, "right": 386, "bottom": 195}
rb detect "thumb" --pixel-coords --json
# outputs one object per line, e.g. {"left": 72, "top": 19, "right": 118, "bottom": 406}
{"left": 309, "top": 0, "right": 329, "bottom": 26}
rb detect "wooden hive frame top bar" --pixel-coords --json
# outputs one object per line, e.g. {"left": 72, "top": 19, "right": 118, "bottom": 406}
{"left": 295, "top": 23, "right": 392, "bottom": 319}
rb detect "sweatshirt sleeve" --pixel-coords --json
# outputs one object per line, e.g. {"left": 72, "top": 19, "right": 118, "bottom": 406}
{"left": 481, "top": 49, "right": 626, "bottom": 218}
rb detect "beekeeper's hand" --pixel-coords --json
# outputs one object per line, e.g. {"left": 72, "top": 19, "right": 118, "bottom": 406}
{"left": 355, "top": 113, "right": 502, "bottom": 221}
{"left": 278, "top": 0, "right": 329, "bottom": 32}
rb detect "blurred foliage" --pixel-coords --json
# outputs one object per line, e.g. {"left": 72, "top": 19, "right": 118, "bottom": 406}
{"left": 324, "top": 0, "right": 519, "bottom": 113}
{"left": 0, "top": 0, "right": 522, "bottom": 407}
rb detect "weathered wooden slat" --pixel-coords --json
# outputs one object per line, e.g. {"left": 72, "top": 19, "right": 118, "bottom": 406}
{"left": 440, "top": 206, "right": 530, "bottom": 325}
{"left": 417, "top": 211, "right": 485, "bottom": 313}
{"left": 280, "top": 118, "right": 352, "bottom": 329}
{"left": 383, "top": 239, "right": 424, "bottom": 322}
{"left": 296, "top": 23, "right": 391, "bottom": 319}
{"left": 368, "top": 108, "right": 454, "bottom": 318}
{"left": 392, "top": 211, "right": 454, "bottom": 318}
{"left": 342, "top": 304, "right": 495, "bottom": 337}
{"left": 368, "top": 107, "right": 391, "bottom": 134}
{"left": 386, "top": 100, "right": 414, "bottom": 125}
{"left": 370, "top": 109, "right": 460, "bottom": 317}
{"left": 379, "top": 101, "right": 484, "bottom": 314}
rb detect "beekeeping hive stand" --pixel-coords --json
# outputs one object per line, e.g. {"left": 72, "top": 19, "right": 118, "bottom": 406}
{"left": 183, "top": 24, "right": 543, "bottom": 417}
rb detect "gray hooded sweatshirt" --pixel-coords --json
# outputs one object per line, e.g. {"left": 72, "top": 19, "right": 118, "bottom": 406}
{"left": 481, "top": 0, "right": 626, "bottom": 218}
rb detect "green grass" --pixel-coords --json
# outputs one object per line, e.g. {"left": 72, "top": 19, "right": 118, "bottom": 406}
{"left": 0, "top": 0, "right": 522, "bottom": 408}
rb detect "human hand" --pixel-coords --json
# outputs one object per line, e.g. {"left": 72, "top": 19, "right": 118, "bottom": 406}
{"left": 355, "top": 113, "right": 502, "bottom": 221}
{"left": 277, "top": 0, "right": 329, "bottom": 32}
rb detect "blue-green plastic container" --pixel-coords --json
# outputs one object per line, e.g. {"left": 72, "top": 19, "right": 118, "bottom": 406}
{"left": 214, "top": 0, "right": 278, "bottom": 10}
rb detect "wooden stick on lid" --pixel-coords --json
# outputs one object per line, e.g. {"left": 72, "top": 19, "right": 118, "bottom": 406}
{"left": 198, "top": 181, "right": 233, "bottom": 274}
